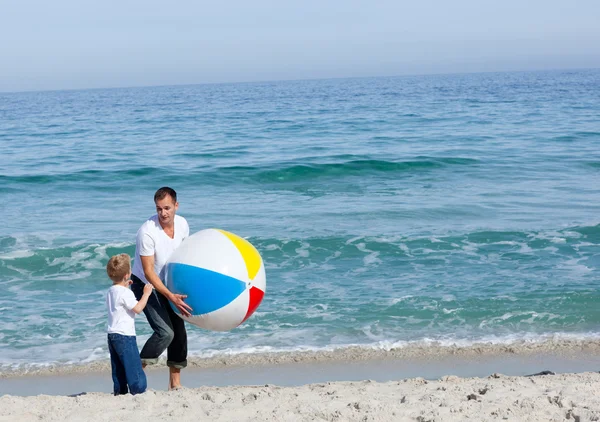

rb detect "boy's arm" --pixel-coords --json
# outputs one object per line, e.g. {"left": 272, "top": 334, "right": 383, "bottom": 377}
{"left": 132, "top": 287, "right": 152, "bottom": 314}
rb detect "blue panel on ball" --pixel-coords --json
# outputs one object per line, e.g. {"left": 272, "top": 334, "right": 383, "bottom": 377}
{"left": 166, "top": 262, "right": 246, "bottom": 315}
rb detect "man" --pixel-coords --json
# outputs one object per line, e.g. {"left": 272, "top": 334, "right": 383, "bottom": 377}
{"left": 131, "top": 186, "right": 193, "bottom": 390}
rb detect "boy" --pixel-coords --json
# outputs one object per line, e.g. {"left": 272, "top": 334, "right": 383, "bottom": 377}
{"left": 106, "top": 253, "right": 153, "bottom": 395}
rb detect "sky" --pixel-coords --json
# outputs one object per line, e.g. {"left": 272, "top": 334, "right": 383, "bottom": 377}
{"left": 1, "top": 0, "right": 600, "bottom": 92}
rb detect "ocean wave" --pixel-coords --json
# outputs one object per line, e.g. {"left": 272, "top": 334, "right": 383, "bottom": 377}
{"left": 239, "top": 157, "right": 480, "bottom": 183}
{"left": 0, "top": 156, "right": 480, "bottom": 187}
{"left": 0, "top": 167, "right": 166, "bottom": 185}
{"left": 0, "top": 240, "right": 135, "bottom": 277}
{"left": 2, "top": 224, "right": 599, "bottom": 275}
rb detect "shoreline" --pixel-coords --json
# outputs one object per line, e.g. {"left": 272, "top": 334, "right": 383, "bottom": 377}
{"left": 2, "top": 346, "right": 600, "bottom": 397}
{"left": 3, "top": 337, "right": 600, "bottom": 379}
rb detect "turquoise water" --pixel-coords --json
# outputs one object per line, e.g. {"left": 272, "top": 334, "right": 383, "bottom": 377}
{"left": 1, "top": 69, "right": 600, "bottom": 371}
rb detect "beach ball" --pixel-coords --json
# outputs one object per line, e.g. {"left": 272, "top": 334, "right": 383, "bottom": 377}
{"left": 165, "top": 229, "right": 266, "bottom": 331}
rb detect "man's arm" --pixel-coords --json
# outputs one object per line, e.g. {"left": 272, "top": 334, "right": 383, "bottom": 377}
{"left": 140, "top": 255, "right": 192, "bottom": 316}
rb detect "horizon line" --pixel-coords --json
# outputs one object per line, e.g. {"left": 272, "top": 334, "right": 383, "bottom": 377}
{"left": 1, "top": 66, "right": 598, "bottom": 95}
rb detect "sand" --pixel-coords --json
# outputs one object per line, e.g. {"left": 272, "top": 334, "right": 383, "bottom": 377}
{"left": 3, "top": 342, "right": 600, "bottom": 421}
{"left": 2, "top": 372, "right": 600, "bottom": 421}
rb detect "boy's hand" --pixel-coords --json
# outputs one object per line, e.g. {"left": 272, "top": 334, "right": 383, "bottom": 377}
{"left": 143, "top": 283, "right": 154, "bottom": 296}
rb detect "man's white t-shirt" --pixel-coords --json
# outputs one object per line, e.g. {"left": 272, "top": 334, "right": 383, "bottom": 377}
{"left": 106, "top": 285, "right": 138, "bottom": 336}
{"left": 132, "top": 214, "right": 189, "bottom": 284}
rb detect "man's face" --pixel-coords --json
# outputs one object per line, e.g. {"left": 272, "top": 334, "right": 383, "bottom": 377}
{"left": 155, "top": 195, "right": 178, "bottom": 227}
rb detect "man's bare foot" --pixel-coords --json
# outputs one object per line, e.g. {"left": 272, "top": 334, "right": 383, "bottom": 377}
{"left": 169, "top": 367, "right": 182, "bottom": 390}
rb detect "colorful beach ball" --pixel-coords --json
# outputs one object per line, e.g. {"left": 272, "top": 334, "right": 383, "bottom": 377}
{"left": 165, "top": 229, "right": 266, "bottom": 331}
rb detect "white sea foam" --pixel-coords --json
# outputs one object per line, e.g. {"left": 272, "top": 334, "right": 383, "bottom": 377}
{"left": 574, "top": 242, "right": 595, "bottom": 250}
{"left": 460, "top": 241, "right": 479, "bottom": 255}
{"left": 530, "top": 230, "right": 579, "bottom": 243}
{"left": 494, "top": 241, "right": 518, "bottom": 246}
{"left": 5, "top": 264, "right": 31, "bottom": 276}
{"left": 561, "top": 230, "right": 583, "bottom": 239}
{"left": 79, "top": 243, "right": 128, "bottom": 271}
{"left": 0, "top": 250, "right": 34, "bottom": 260}
{"left": 517, "top": 243, "right": 533, "bottom": 253}
{"left": 390, "top": 295, "right": 414, "bottom": 305}
{"left": 354, "top": 242, "right": 382, "bottom": 266}
{"left": 398, "top": 243, "right": 412, "bottom": 255}
{"left": 559, "top": 258, "right": 593, "bottom": 274}
{"left": 345, "top": 236, "right": 363, "bottom": 245}
{"left": 490, "top": 295, "right": 518, "bottom": 302}
{"left": 81, "top": 347, "right": 108, "bottom": 364}
{"left": 295, "top": 241, "right": 310, "bottom": 258}
{"left": 442, "top": 308, "right": 463, "bottom": 314}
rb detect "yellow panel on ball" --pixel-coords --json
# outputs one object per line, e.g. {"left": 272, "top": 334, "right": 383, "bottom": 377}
{"left": 217, "top": 229, "right": 262, "bottom": 280}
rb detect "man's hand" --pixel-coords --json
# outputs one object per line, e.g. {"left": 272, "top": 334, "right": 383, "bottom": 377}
{"left": 170, "top": 293, "right": 192, "bottom": 317}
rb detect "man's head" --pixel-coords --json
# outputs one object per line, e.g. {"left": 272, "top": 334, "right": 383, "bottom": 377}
{"left": 107, "top": 253, "right": 131, "bottom": 283}
{"left": 154, "top": 186, "right": 179, "bottom": 227}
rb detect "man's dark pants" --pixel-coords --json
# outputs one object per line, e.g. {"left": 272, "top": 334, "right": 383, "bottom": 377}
{"left": 131, "top": 275, "right": 187, "bottom": 368}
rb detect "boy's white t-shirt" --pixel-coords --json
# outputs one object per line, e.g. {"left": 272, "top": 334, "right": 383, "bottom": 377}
{"left": 106, "top": 285, "right": 138, "bottom": 336}
{"left": 132, "top": 214, "right": 189, "bottom": 283}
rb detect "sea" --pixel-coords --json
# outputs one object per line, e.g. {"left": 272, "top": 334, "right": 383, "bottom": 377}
{"left": 1, "top": 69, "right": 600, "bottom": 373}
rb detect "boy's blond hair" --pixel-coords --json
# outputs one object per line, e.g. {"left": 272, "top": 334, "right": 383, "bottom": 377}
{"left": 106, "top": 253, "right": 131, "bottom": 283}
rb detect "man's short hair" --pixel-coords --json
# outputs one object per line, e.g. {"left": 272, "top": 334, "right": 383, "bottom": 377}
{"left": 154, "top": 186, "right": 177, "bottom": 203}
{"left": 106, "top": 253, "right": 131, "bottom": 283}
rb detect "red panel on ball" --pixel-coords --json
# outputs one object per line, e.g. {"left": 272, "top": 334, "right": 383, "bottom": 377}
{"left": 241, "top": 286, "right": 265, "bottom": 323}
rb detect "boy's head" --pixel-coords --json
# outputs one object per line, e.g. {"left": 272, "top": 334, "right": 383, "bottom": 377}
{"left": 106, "top": 253, "right": 131, "bottom": 283}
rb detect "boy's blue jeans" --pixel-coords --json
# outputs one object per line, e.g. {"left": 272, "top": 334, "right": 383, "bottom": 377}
{"left": 107, "top": 333, "right": 147, "bottom": 395}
